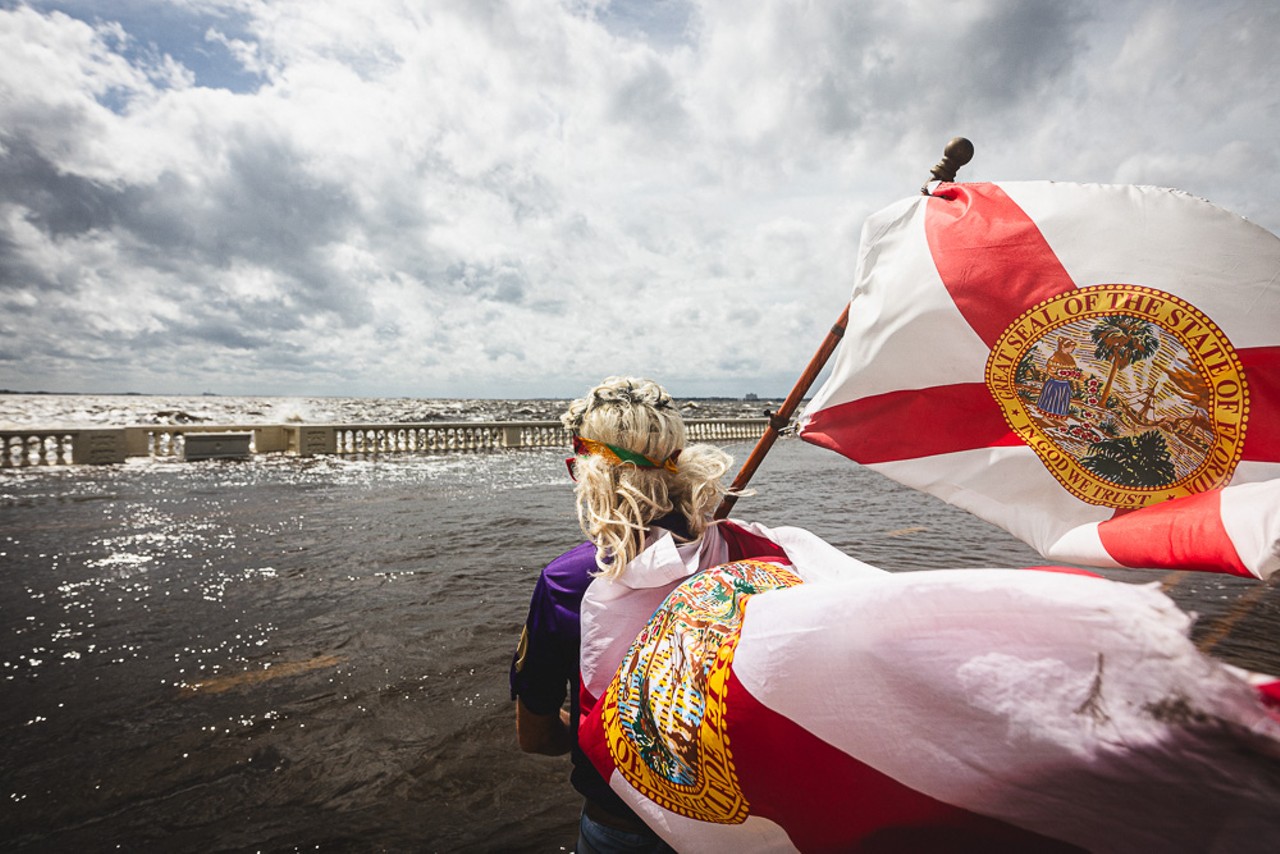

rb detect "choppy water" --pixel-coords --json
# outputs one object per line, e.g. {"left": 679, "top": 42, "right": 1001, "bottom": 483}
{"left": 0, "top": 393, "right": 774, "bottom": 429}
{"left": 2, "top": 398, "right": 1277, "bottom": 852}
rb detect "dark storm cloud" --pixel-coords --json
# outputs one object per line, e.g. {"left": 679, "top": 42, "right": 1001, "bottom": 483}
{"left": 0, "top": 125, "right": 373, "bottom": 325}
{"left": 133, "top": 317, "right": 271, "bottom": 352}
{"left": 0, "top": 137, "right": 124, "bottom": 245}
{"left": 962, "top": 2, "right": 1089, "bottom": 105}
{"left": 0, "top": 216, "right": 53, "bottom": 294}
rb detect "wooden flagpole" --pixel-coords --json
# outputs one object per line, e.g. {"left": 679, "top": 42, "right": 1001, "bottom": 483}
{"left": 714, "top": 138, "right": 973, "bottom": 520}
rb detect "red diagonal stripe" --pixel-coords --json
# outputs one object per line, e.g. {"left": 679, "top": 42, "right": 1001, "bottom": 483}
{"left": 1097, "top": 489, "right": 1250, "bottom": 577}
{"left": 1242, "top": 345, "right": 1280, "bottom": 462}
{"left": 925, "top": 183, "right": 1078, "bottom": 347}
{"left": 801, "top": 383, "right": 1022, "bottom": 464}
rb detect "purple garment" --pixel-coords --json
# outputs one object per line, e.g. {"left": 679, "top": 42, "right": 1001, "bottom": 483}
{"left": 511, "top": 515, "right": 692, "bottom": 823}
{"left": 510, "top": 541, "right": 636, "bottom": 818}
{"left": 510, "top": 541, "right": 597, "bottom": 714}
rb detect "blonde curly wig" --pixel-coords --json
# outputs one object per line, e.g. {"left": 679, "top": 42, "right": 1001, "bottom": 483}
{"left": 561, "top": 377, "right": 732, "bottom": 578}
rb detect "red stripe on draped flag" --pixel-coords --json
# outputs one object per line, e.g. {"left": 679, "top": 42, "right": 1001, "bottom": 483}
{"left": 723, "top": 669, "right": 1083, "bottom": 853}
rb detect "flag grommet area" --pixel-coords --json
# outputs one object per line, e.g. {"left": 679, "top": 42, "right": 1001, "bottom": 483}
{"left": 985, "top": 284, "right": 1248, "bottom": 509}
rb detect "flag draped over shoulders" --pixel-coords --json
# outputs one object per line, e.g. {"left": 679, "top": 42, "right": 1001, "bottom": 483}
{"left": 800, "top": 181, "right": 1280, "bottom": 579}
{"left": 577, "top": 521, "right": 1280, "bottom": 852}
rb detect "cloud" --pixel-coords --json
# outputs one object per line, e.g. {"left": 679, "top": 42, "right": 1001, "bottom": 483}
{"left": 0, "top": 0, "right": 1277, "bottom": 397}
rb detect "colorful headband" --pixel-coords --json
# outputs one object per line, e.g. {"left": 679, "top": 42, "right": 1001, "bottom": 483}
{"left": 572, "top": 434, "right": 680, "bottom": 473}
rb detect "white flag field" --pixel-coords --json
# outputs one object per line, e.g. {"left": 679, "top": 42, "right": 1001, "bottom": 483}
{"left": 800, "top": 181, "right": 1280, "bottom": 579}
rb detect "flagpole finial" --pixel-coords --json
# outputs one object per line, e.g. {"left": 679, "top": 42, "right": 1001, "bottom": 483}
{"left": 921, "top": 137, "right": 974, "bottom": 194}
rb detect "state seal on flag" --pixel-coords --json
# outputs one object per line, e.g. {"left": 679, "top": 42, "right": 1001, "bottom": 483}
{"left": 985, "top": 285, "right": 1249, "bottom": 509}
{"left": 601, "top": 559, "right": 802, "bottom": 824}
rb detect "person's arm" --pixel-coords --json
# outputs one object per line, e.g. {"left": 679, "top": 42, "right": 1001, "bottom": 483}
{"left": 516, "top": 697, "right": 572, "bottom": 755}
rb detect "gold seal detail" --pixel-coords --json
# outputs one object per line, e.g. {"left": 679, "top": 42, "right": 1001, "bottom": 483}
{"left": 601, "top": 559, "right": 802, "bottom": 824}
{"left": 986, "top": 285, "right": 1248, "bottom": 509}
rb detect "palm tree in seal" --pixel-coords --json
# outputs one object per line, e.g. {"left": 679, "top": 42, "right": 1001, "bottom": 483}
{"left": 1082, "top": 430, "right": 1177, "bottom": 487}
{"left": 1090, "top": 315, "right": 1160, "bottom": 408}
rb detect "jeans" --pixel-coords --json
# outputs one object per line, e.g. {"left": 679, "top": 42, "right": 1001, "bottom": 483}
{"left": 577, "top": 808, "right": 674, "bottom": 854}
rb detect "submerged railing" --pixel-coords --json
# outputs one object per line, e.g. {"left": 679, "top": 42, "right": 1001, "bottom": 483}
{"left": 0, "top": 418, "right": 769, "bottom": 468}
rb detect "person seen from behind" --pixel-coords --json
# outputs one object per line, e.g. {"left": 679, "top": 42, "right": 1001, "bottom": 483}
{"left": 510, "top": 376, "right": 733, "bottom": 853}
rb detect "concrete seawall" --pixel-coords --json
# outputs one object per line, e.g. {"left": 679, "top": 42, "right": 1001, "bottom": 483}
{"left": 0, "top": 418, "right": 769, "bottom": 467}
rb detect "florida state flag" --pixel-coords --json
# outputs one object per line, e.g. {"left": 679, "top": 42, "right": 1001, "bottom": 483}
{"left": 800, "top": 182, "right": 1280, "bottom": 579}
{"left": 577, "top": 521, "right": 1280, "bottom": 852}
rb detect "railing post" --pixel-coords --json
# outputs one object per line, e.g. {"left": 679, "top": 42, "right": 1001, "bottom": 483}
{"left": 70, "top": 429, "right": 127, "bottom": 465}
{"left": 254, "top": 426, "right": 288, "bottom": 453}
{"left": 296, "top": 425, "right": 336, "bottom": 457}
{"left": 122, "top": 427, "right": 150, "bottom": 458}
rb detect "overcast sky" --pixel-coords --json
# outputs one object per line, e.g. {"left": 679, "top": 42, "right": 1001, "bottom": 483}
{"left": 1, "top": 0, "right": 1276, "bottom": 398}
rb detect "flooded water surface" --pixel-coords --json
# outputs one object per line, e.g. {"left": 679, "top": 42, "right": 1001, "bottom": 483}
{"left": 2, "top": 436, "right": 1277, "bottom": 852}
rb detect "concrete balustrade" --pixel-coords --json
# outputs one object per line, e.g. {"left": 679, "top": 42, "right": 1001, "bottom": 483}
{"left": 0, "top": 418, "right": 770, "bottom": 467}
